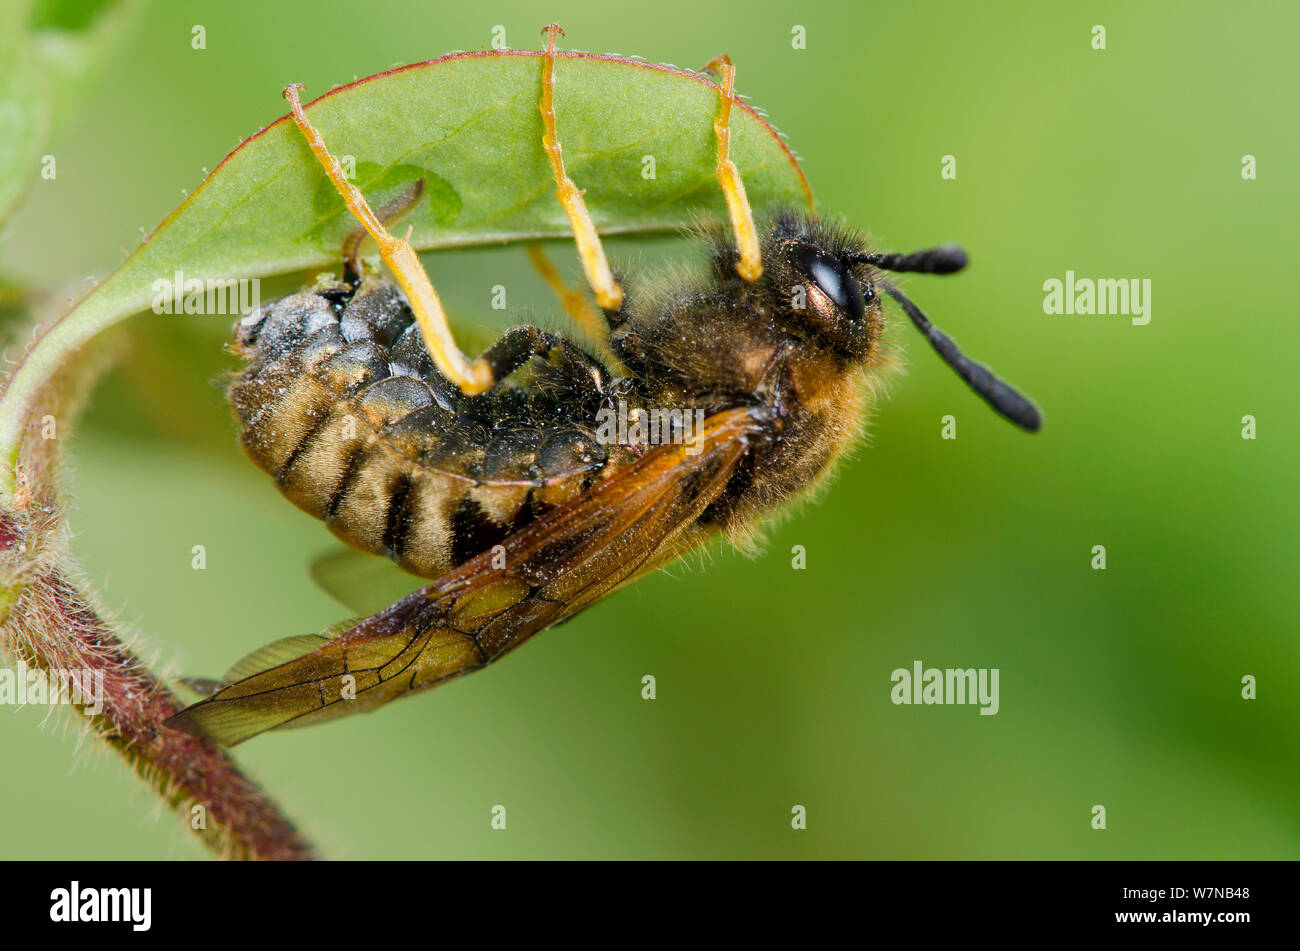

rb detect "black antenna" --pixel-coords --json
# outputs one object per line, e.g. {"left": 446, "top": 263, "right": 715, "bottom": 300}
{"left": 854, "top": 245, "right": 968, "bottom": 275}
{"left": 877, "top": 279, "right": 1041, "bottom": 432}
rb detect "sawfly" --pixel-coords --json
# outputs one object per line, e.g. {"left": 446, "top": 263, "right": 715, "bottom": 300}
{"left": 166, "top": 25, "right": 1040, "bottom": 746}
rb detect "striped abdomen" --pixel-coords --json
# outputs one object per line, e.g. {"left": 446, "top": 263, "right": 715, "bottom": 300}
{"left": 230, "top": 275, "right": 634, "bottom": 579}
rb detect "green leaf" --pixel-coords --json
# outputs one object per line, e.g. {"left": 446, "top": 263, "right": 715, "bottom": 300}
{"left": 0, "top": 0, "right": 138, "bottom": 223}
{"left": 0, "top": 7, "right": 52, "bottom": 223}
{"left": 28, "top": 0, "right": 120, "bottom": 31}
{"left": 0, "top": 49, "right": 811, "bottom": 498}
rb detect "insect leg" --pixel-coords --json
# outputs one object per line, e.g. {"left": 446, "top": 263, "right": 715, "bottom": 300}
{"left": 282, "top": 83, "right": 496, "bottom": 395}
{"left": 480, "top": 325, "right": 563, "bottom": 381}
{"left": 702, "top": 54, "right": 762, "bottom": 282}
{"left": 525, "top": 244, "right": 628, "bottom": 371}
{"left": 341, "top": 177, "right": 425, "bottom": 285}
{"left": 479, "top": 325, "right": 609, "bottom": 388}
{"left": 525, "top": 244, "right": 606, "bottom": 342}
{"left": 538, "top": 23, "right": 624, "bottom": 313}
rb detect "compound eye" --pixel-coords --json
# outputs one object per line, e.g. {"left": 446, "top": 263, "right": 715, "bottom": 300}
{"left": 787, "top": 242, "right": 865, "bottom": 319}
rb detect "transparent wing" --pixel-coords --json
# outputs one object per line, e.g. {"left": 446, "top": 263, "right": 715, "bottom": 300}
{"left": 165, "top": 408, "right": 767, "bottom": 745}
{"left": 309, "top": 546, "right": 425, "bottom": 617}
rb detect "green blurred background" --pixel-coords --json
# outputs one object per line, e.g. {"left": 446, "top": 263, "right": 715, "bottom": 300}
{"left": 1, "top": 0, "right": 1296, "bottom": 859}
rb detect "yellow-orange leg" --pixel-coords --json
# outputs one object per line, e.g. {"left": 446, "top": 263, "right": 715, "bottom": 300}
{"left": 703, "top": 54, "right": 762, "bottom": 282}
{"left": 342, "top": 177, "right": 425, "bottom": 279}
{"left": 526, "top": 244, "right": 627, "bottom": 373}
{"left": 282, "top": 84, "right": 495, "bottom": 395}
{"left": 539, "top": 24, "right": 624, "bottom": 311}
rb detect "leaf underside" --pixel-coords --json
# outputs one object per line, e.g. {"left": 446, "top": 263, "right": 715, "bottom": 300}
{"left": 150, "top": 49, "right": 813, "bottom": 292}
{"left": 0, "top": 48, "right": 812, "bottom": 484}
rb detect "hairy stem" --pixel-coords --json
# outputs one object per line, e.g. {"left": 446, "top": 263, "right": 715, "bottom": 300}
{"left": 1, "top": 555, "right": 317, "bottom": 859}
{"left": 0, "top": 331, "right": 316, "bottom": 860}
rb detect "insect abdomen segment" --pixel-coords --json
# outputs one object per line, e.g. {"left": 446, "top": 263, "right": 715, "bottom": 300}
{"left": 230, "top": 276, "right": 626, "bottom": 579}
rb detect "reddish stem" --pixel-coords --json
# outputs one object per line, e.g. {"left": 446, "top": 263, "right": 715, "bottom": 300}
{"left": 1, "top": 507, "right": 317, "bottom": 861}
